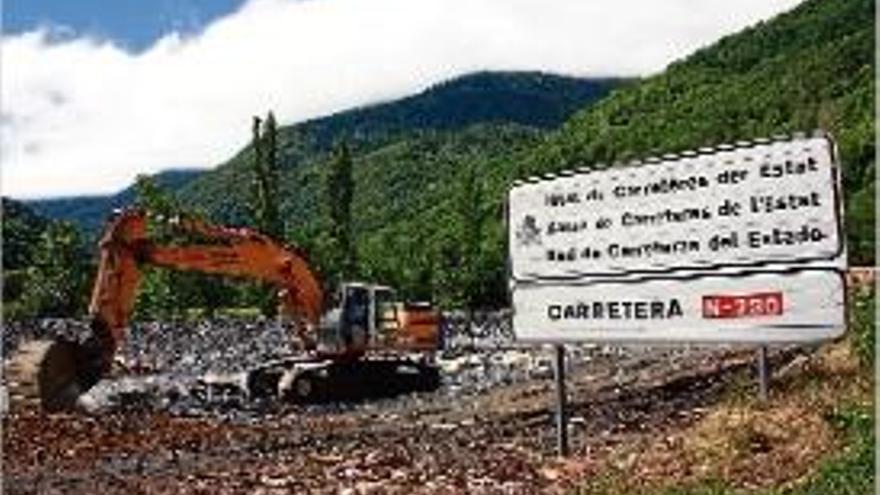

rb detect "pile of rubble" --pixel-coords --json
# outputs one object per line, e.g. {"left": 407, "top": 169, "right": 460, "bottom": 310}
{"left": 3, "top": 317, "right": 735, "bottom": 419}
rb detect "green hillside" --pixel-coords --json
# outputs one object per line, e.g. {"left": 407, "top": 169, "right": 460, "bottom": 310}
{"left": 177, "top": 0, "right": 873, "bottom": 307}
{"left": 524, "top": 0, "right": 874, "bottom": 264}
{"left": 293, "top": 71, "right": 620, "bottom": 149}
{"left": 180, "top": 123, "right": 542, "bottom": 305}
{"left": 177, "top": 71, "right": 621, "bottom": 226}
{"left": 325, "top": 0, "right": 876, "bottom": 306}
{"left": 281, "top": 125, "right": 540, "bottom": 234}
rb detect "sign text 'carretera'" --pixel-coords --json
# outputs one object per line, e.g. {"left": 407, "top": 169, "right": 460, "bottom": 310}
{"left": 513, "top": 270, "right": 844, "bottom": 343}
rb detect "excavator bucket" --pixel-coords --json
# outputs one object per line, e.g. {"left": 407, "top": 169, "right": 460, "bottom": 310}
{"left": 5, "top": 339, "right": 94, "bottom": 412}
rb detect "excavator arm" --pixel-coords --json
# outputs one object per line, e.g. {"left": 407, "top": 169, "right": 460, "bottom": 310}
{"left": 7, "top": 209, "right": 324, "bottom": 410}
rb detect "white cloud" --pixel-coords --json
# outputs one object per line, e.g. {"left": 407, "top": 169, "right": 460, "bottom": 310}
{"left": 1, "top": 0, "right": 803, "bottom": 199}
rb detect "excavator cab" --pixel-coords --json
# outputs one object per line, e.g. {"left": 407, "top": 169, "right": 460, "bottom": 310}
{"left": 324, "top": 282, "right": 440, "bottom": 356}
{"left": 316, "top": 282, "right": 400, "bottom": 357}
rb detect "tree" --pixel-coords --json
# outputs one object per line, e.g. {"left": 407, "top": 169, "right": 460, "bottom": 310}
{"left": 2, "top": 198, "right": 48, "bottom": 271}
{"left": 248, "top": 112, "right": 285, "bottom": 316}
{"left": 324, "top": 142, "right": 356, "bottom": 282}
{"left": 132, "top": 175, "right": 236, "bottom": 320}
{"left": 846, "top": 177, "right": 875, "bottom": 266}
{"left": 250, "top": 112, "right": 283, "bottom": 240}
{"left": 432, "top": 161, "right": 487, "bottom": 310}
{"left": 2, "top": 199, "right": 50, "bottom": 317}
{"left": 250, "top": 116, "right": 264, "bottom": 227}
{"left": 134, "top": 174, "right": 177, "bottom": 221}
{"left": 20, "top": 220, "right": 91, "bottom": 318}
{"left": 132, "top": 175, "right": 189, "bottom": 320}
{"left": 457, "top": 161, "right": 486, "bottom": 309}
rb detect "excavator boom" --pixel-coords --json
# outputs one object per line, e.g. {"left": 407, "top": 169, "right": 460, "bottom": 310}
{"left": 8, "top": 209, "right": 324, "bottom": 410}
{"left": 89, "top": 210, "right": 323, "bottom": 357}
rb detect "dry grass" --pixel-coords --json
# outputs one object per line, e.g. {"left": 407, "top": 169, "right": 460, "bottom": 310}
{"left": 576, "top": 337, "right": 873, "bottom": 495}
{"left": 626, "top": 398, "right": 836, "bottom": 490}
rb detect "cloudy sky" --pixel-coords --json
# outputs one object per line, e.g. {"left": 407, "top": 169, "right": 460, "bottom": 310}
{"left": 2, "top": 0, "right": 803, "bottom": 199}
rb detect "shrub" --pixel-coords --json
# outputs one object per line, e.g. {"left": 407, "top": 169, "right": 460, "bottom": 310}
{"left": 849, "top": 286, "right": 875, "bottom": 369}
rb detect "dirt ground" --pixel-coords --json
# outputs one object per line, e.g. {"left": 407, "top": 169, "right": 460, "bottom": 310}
{"left": 4, "top": 273, "right": 873, "bottom": 494}
{"left": 3, "top": 343, "right": 792, "bottom": 495}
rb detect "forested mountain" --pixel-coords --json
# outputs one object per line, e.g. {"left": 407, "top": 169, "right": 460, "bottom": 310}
{"left": 523, "top": 0, "right": 874, "bottom": 264}
{"left": 325, "top": 0, "right": 874, "bottom": 305}
{"left": 176, "top": 72, "right": 621, "bottom": 225}
{"left": 8, "top": 0, "right": 875, "bottom": 314}
{"left": 173, "top": 73, "right": 620, "bottom": 304}
{"left": 292, "top": 71, "right": 621, "bottom": 149}
{"left": 177, "top": 121, "right": 547, "bottom": 305}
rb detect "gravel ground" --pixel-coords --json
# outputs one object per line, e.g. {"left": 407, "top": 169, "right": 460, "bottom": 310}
{"left": 2, "top": 318, "right": 783, "bottom": 494}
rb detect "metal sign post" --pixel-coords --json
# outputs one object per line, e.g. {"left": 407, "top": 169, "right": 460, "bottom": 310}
{"left": 554, "top": 344, "right": 569, "bottom": 457}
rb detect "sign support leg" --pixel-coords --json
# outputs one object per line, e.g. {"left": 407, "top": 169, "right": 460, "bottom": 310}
{"left": 757, "top": 345, "right": 769, "bottom": 402}
{"left": 554, "top": 344, "right": 569, "bottom": 457}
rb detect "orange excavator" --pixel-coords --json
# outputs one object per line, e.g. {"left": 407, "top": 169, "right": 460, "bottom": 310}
{"left": 5, "top": 209, "right": 441, "bottom": 411}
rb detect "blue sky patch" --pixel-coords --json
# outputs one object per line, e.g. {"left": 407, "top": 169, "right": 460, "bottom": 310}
{"left": 4, "top": 0, "right": 246, "bottom": 51}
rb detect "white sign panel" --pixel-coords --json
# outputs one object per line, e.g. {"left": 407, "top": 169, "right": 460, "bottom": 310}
{"left": 512, "top": 270, "right": 845, "bottom": 344}
{"left": 508, "top": 136, "right": 842, "bottom": 281}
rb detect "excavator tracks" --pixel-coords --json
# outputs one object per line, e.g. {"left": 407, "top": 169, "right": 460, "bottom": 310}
{"left": 4, "top": 339, "right": 83, "bottom": 412}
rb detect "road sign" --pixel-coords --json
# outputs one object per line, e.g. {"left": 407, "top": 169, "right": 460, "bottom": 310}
{"left": 508, "top": 135, "right": 843, "bottom": 281}
{"left": 508, "top": 135, "right": 848, "bottom": 448}
{"left": 508, "top": 133, "right": 848, "bottom": 345}
{"left": 512, "top": 269, "right": 845, "bottom": 343}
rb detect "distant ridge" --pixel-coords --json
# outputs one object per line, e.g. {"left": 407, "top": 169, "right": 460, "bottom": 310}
{"left": 26, "top": 169, "right": 203, "bottom": 235}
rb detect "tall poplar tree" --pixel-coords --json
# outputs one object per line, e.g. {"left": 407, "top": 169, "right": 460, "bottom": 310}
{"left": 325, "top": 142, "right": 355, "bottom": 280}
{"left": 457, "top": 161, "right": 485, "bottom": 310}
{"left": 249, "top": 111, "right": 284, "bottom": 316}
{"left": 250, "top": 112, "right": 283, "bottom": 240}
